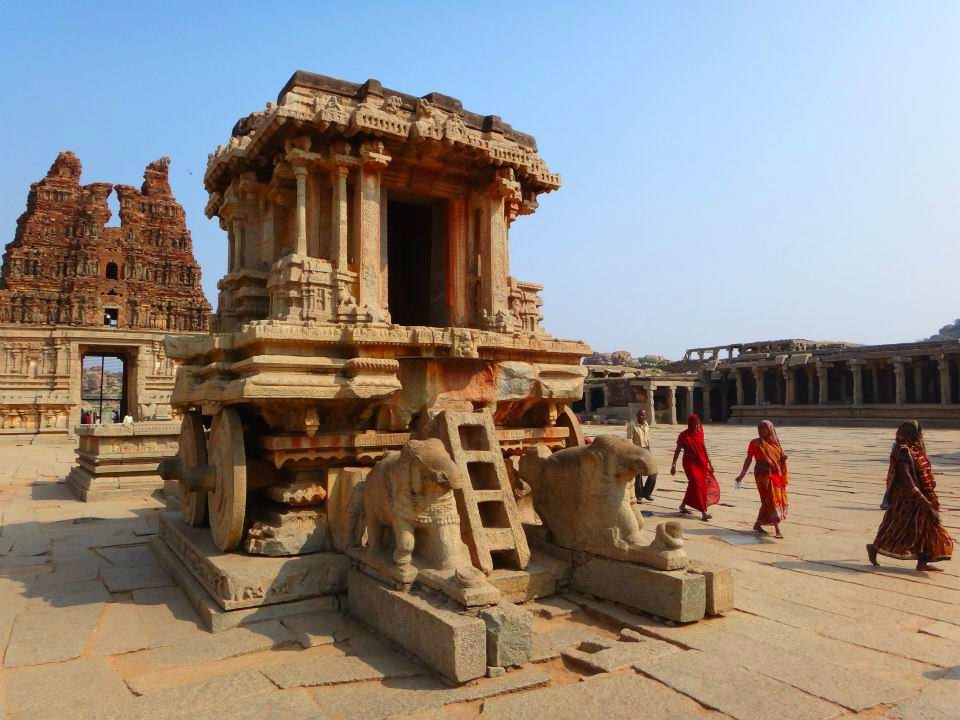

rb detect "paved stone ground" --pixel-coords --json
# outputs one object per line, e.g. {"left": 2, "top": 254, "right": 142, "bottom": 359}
{"left": 0, "top": 425, "right": 957, "bottom": 719}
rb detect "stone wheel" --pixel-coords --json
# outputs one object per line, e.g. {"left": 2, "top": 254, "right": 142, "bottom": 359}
{"left": 208, "top": 407, "right": 247, "bottom": 551}
{"left": 179, "top": 411, "right": 208, "bottom": 526}
{"left": 557, "top": 404, "right": 586, "bottom": 447}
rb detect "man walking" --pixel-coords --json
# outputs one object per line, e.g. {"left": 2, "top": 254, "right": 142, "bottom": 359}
{"left": 627, "top": 409, "right": 657, "bottom": 501}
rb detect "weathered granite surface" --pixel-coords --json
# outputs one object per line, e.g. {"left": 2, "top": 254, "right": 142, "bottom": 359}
{"left": 158, "top": 512, "right": 349, "bottom": 610}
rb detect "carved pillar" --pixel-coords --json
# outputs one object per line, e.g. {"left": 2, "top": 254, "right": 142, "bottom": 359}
{"left": 719, "top": 380, "right": 729, "bottom": 421}
{"left": 870, "top": 364, "right": 880, "bottom": 404}
{"left": 817, "top": 363, "right": 829, "bottom": 405}
{"left": 668, "top": 385, "right": 678, "bottom": 425}
{"left": 231, "top": 218, "right": 245, "bottom": 270}
{"left": 447, "top": 198, "right": 468, "bottom": 326}
{"left": 479, "top": 170, "right": 519, "bottom": 326}
{"left": 913, "top": 362, "right": 924, "bottom": 403}
{"left": 331, "top": 165, "right": 350, "bottom": 270}
{"left": 937, "top": 356, "right": 951, "bottom": 404}
{"left": 735, "top": 370, "right": 745, "bottom": 405}
{"left": 683, "top": 386, "right": 694, "bottom": 420}
{"left": 850, "top": 360, "right": 863, "bottom": 405}
{"left": 752, "top": 367, "right": 765, "bottom": 404}
{"left": 893, "top": 360, "right": 906, "bottom": 405}
{"left": 784, "top": 367, "right": 796, "bottom": 405}
{"left": 260, "top": 198, "right": 275, "bottom": 266}
{"left": 354, "top": 142, "right": 390, "bottom": 320}
{"left": 293, "top": 165, "right": 308, "bottom": 256}
{"left": 701, "top": 385, "right": 712, "bottom": 421}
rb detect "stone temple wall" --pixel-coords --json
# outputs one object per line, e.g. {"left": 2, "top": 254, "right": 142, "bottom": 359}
{"left": 0, "top": 153, "right": 211, "bottom": 437}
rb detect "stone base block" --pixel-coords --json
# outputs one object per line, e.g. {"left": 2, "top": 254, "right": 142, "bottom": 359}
{"left": 573, "top": 556, "right": 706, "bottom": 623}
{"left": 66, "top": 466, "right": 166, "bottom": 502}
{"left": 244, "top": 504, "right": 332, "bottom": 557}
{"left": 487, "top": 555, "right": 566, "bottom": 602}
{"left": 347, "top": 569, "right": 487, "bottom": 684}
{"left": 158, "top": 512, "right": 350, "bottom": 610}
{"left": 149, "top": 535, "right": 336, "bottom": 633}
{"left": 480, "top": 603, "right": 533, "bottom": 668}
{"left": 687, "top": 561, "right": 734, "bottom": 616}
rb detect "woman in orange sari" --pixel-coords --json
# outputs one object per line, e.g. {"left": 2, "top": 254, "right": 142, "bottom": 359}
{"left": 671, "top": 414, "right": 720, "bottom": 521}
{"left": 867, "top": 421, "right": 953, "bottom": 572}
{"left": 734, "top": 420, "right": 788, "bottom": 538}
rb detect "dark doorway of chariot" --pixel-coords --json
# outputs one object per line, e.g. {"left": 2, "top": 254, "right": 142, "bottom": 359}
{"left": 80, "top": 354, "right": 128, "bottom": 423}
{"left": 387, "top": 198, "right": 447, "bottom": 327}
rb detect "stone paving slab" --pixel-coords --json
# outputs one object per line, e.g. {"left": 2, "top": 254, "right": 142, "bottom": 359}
{"left": 481, "top": 670, "right": 726, "bottom": 720}
{"left": 121, "top": 618, "right": 298, "bottom": 671}
{"left": 263, "top": 651, "right": 425, "bottom": 688}
{"left": 888, "top": 668, "right": 960, "bottom": 720}
{"left": 99, "top": 563, "right": 172, "bottom": 592}
{"left": 3, "top": 656, "right": 131, "bottom": 720}
{"left": 72, "top": 669, "right": 322, "bottom": 720}
{"left": 310, "top": 667, "right": 550, "bottom": 719}
{"left": 3, "top": 597, "right": 105, "bottom": 667}
{"left": 529, "top": 626, "right": 606, "bottom": 662}
{"left": 89, "top": 599, "right": 154, "bottom": 656}
{"left": 635, "top": 649, "right": 843, "bottom": 720}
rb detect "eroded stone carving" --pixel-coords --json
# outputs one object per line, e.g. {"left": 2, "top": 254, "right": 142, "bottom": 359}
{"left": 363, "top": 438, "right": 472, "bottom": 574}
{"left": 519, "top": 435, "right": 688, "bottom": 570}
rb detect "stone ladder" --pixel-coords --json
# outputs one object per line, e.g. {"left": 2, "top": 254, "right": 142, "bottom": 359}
{"left": 433, "top": 409, "right": 530, "bottom": 573}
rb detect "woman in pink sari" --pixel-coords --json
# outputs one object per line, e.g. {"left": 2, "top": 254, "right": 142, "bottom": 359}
{"left": 671, "top": 414, "right": 721, "bottom": 521}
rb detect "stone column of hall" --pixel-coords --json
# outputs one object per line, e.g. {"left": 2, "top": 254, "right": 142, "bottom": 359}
{"left": 668, "top": 385, "right": 678, "bottom": 424}
{"left": 701, "top": 384, "right": 712, "bottom": 421}
{"left": 783, "top": 366, "right": 796, "bottom": 405}
{"left": 850, "top": 360, "right": 864, "bottom": 405}
{"left": 735, "top": 370, "right": 745, "bottom": 406}
{"left": 913, "top": 361, "right": 924, "bottom": 403}
{"left": 817, "top": 362, "right": 829, "bottom": 405}
{"left": 645, "top": 383, "right": 657, "bottom": 426}
{"left": 805, "top": 366, "right": 817, "bottom": 404}
{"left": 937, "top": 355, "right": 951, "bottom": 404}
{"left": 870, "top": 363, "right": 880, "bottom": 404}
{"left": 354, "top": 141, "right": 391, "bottom": 322}
{"left": 892, "top": 359, "right": 907, "bottom": 405}
{"left": 752, "top": 367, "right": 765, "bottom": 404}
{"left": 684, "top": 386, "right": 695, "bottom": 420}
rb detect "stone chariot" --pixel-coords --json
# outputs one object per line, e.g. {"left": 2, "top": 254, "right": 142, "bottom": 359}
{"left": 162, "top": 71, "right": 589, "bottom": 559}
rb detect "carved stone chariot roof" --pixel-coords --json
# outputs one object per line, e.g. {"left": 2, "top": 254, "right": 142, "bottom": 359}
{"left": 204, "top": 70, "right": 561, "bottom": 200}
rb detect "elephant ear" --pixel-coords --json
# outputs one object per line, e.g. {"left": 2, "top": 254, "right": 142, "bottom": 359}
{"left": 579, "top": 446, "right": 599, "bottom": 481}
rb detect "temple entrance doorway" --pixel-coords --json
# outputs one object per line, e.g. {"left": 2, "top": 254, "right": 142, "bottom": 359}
{"left": 386, "top": 197, "right": 448, "bottom": 327}
{"left": 80, "top": 352, "right": 130, "bottom": 423}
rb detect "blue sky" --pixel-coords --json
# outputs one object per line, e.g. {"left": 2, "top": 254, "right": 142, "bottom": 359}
{"left": 2, "top": 2, "right": 958, "bottom": 359}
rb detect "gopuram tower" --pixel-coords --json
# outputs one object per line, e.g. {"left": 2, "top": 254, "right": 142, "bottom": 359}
{"left": 0, "top": 152, "right": 211, "bottom": 435}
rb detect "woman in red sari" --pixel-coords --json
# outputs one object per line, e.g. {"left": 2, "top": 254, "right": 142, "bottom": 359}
{"left": 867, "top": 421, "right": 953, "bottom": 572}
{"left": 671, "top": 414, "right": 720, "bottom": 521}
{"left": 735, "top": 420, "right": 788, "bottom": 538}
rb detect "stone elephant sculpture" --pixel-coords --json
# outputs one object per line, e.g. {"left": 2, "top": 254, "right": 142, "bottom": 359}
{"left": 363, "top": 437, "right": 474, "bottom": 574}
{"left": 519, "top": 434, "right": 687, "bottom": 570}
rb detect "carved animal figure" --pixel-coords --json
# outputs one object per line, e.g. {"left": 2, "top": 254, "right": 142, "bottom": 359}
{"left": 519, "top": 435, "right": 688, "bottom": 570}
{"left": 363, "top": 438, "right": 472, "bottom": 571}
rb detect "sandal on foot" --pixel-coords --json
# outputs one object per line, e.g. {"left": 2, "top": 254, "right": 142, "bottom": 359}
{"left": 679, "top": 506, "right": 692, "bottom": 515}
{"left": 701, "top": 513, "right": 712, "bottom": 521}
{"left": 753, "top": 524, "right": 770, "bottom": 536}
